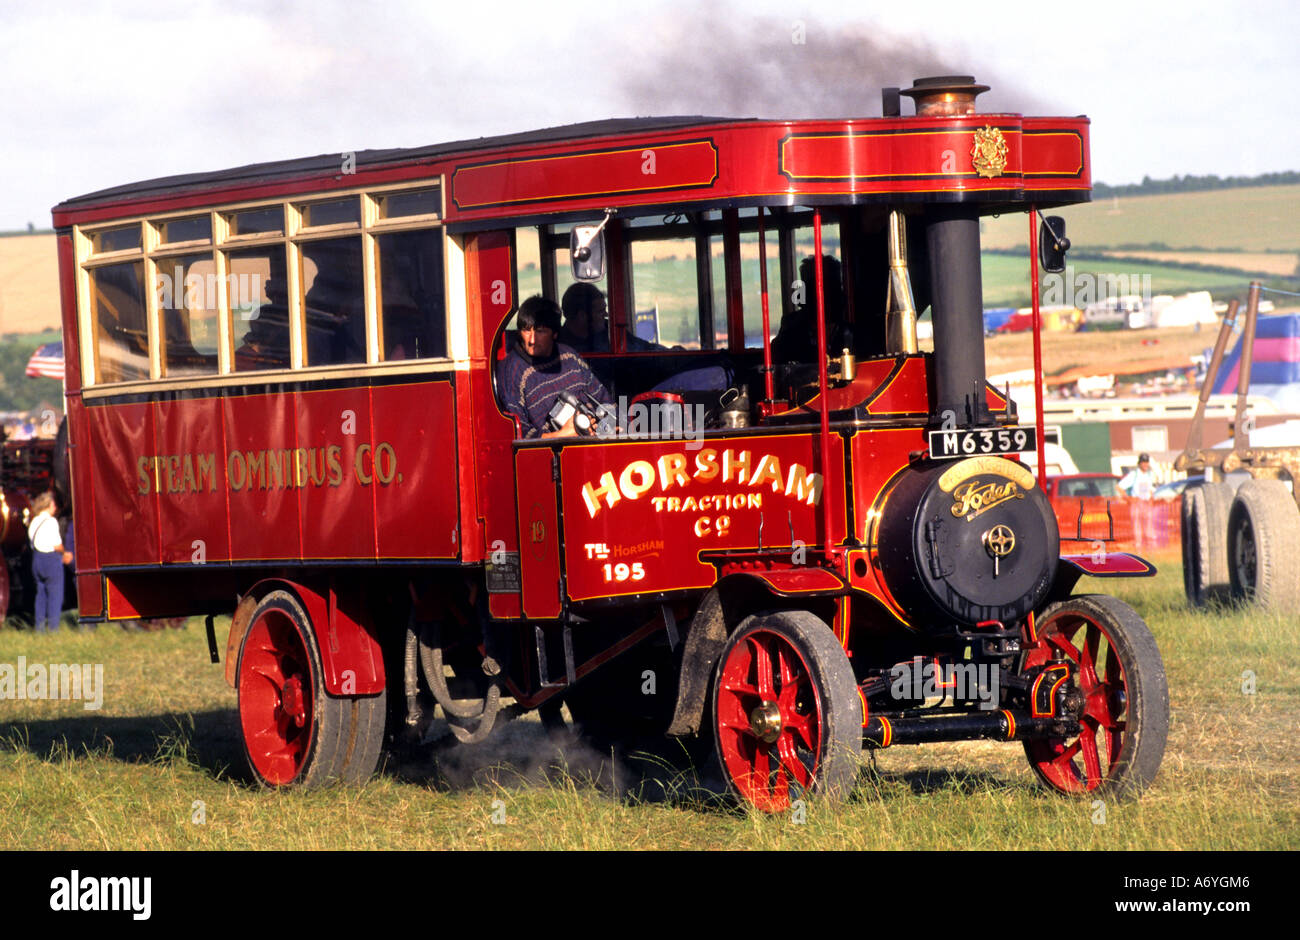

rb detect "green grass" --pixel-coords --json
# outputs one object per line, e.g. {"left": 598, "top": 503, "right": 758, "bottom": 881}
{"left": 979, "top": 252, "right": 1252, "bottom": 309}
{"left": 980, "top": 184, "right": 1300, "bottom": 253}
{"left": 1, "top": 562, "right": 1296, "bottom": 850}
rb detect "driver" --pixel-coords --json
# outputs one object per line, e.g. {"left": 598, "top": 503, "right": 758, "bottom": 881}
{"left": 498, "top": 295, "right": 612, "bottom": 439}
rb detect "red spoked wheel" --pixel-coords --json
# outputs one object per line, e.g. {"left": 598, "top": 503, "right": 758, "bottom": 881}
{"left": 237, "top": 590, "right": 387, "bottom": 788}
{"left": 1022, "top": 595, "right": 1168, "bottom": 797}
{"left": 712, "top": 611, "right": 861, "bottom": 813}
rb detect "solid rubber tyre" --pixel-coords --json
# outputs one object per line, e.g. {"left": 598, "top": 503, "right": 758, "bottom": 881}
{"left": 1181, "top": 482, "right": 1231, "bottom": 606}
{"left": 237, "top": 590, "right": 383, "bottom": 787}
{"left": 1022, "top": 595, "right": 1168, "bottom": 797}
{"left": 1227, "top": 479, "right": 1300, "bottom": 610}
{"left": 712, "top": 611, "right": 862, "bottom": 812}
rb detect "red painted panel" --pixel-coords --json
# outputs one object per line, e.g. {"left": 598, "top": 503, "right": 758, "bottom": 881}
{"left": 153, "top": 397, "right": 230, "bottom": 564}
{"left": 56, "top": 234, "right": 83, "bottom": 392}
{"left": 373, "top": 381, "right": 459, "bottom": 559}
{"left": 77, "top": 574, "right": 103, "bottom": 617}
{"left": 515, "top": 447, "right": 561, "bottom": 619}
{"left": 89, "top": 401, "right": 159, "bottom": 565}
{"left": 67, "top": 398, "right": 99, "bottom": 578}
{"left": 866, "top": 356, "right": 929, "bottom": 415}
{"left": 452, "top": 139, "right": 718, "bottom": 210}
{"left": 559, "top": 433, "right": 843, "bottom": 602}
{"left": 293, "top": 387, "right": 376, "bottom": 560}
{"left": 224, "top": 392, "right": 302, "bottom": 561}
{"left": 780, "top": 125, "right": 1024, "bottom": 183}
{"left": 753, "top": 568, "right": 844, "bottom": 595}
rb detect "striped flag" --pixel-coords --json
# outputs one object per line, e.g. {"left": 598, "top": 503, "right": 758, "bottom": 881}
{"left": 25, "top": 342, "right": 64, "bottom": 381}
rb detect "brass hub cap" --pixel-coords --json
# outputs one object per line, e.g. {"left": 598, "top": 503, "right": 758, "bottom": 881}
{"left": 749, "top": 700, "right": 782, "bottom": 744}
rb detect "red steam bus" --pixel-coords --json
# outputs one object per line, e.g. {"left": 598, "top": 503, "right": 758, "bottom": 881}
{"left": 51, "top": 75, "right": 1167, "bottom": 809}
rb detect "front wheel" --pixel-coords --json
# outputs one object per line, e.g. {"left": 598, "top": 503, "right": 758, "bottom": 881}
{"left": 1022, "top": 595, "right": 1168, "bottom": 797}
{"left": 712, "top": 611, "right": 861, "bottom": 812}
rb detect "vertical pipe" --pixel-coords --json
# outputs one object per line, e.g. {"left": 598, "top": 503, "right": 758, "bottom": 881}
{"left": 1180, "top": 298, "right": 1239, "bottom": 465}
{"left": 1028, "top": 208, "right": 1047, "bottom": 485}
{"left": 813, "top": 210, "right": 837, "bottom": 564}
{"left": 927, "top": 206, "right": 988, "bottom": 426}
{"left": 758, "top": 210, "right": 775, "bottom": 403}
{"left": 1234, "top": 282, "right": 1261, "bottom": 458}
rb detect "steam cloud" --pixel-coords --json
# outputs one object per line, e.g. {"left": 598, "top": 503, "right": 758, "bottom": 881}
{"left": 614, "top": 9, "right": 1059, "bottom": 119}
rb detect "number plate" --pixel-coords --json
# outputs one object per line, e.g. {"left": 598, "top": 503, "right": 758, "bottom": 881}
{"left": 928, "top": 427, "right": 1036, "bottom": 459}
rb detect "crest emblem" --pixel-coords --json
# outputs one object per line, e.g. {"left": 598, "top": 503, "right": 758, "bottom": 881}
{"left": 970, "top": 126, "right": 1008, "bottom": 178}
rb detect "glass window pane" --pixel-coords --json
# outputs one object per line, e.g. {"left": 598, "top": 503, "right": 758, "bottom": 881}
{"left": 631, "top": 237, "right": 700, "bottom": 350}
{"left": 516, "top": 227, "right": 542, "bottom": 304}
{"left": 155, "top": 253, "right": 219, "bottom": 376}
{"left": 301, "top": 237, "right": 366, "bottom": 366}
{"left": 230, "top": 246, "right": 291, "bottom": 372}
{"left": 227, "top": 206, "right": 284, "bottom": 236}
{"left": 377, "top": 229, "right": 446, "bottom": 360}
{"left": 89, "top": 261, "right": 149, "bottom": 383}
{"left": 379, "top": 188, "right": 440, "bottom": 219}
{"left": 92, "top": 224, "right": 141, "bottom": 253}
{"left": 160, "top": 215, "right": 211, "bottom": 244}
{"left": 300, "top": 198, "right": 359, "bottom": 227}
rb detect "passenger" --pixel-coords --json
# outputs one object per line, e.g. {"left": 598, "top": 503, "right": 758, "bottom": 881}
{"left": 770, "top": 255, "right": 854, "bottom": 364}
{"left": 499, "top": 295, "right": 612, "bottom": 439}
{"left": 28, "top": 491, "right": 72, "bottom": 633}
{"left": 560, "top": 283, "right": 662, "bottom": 353}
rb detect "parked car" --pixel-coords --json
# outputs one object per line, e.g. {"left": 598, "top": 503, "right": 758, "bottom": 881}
{"left": 1044, "top": 473, "right": 1135, "bottom": 544}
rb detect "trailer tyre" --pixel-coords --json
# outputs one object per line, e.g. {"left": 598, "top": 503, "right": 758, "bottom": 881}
{"left": 1227, "top": 479, "right": 1300, "bottom": 610}
{"left": 1181, "top": 482, "right": 1232, "bottom": 606}
{"left": 1022, "top": 595, "right": 1168, "bottom": 797}
{"left": 712, "top": 611, "right": 861, "bottom": 812}
{"left": 237, "top": 590, "right": 385, "bottom": 787}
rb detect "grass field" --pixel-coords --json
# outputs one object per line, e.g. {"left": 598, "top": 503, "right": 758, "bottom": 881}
{"left": 980, "top": 184, "right": 1300, "bottom": 253}
{"left": 1, "top": 558, "right": 1296, "bottom": 850}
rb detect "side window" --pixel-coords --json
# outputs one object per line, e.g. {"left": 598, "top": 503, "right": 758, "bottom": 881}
{"left": 377, "top": 228, "right": 446, "bottom": 360}
{"left": 89, "top": 261, "right": 149, "bottom": 384}
{"left": 157, "top": 252, "right": 219, "bottom": 377}
{"left": 301, "top": 237, "right": 366, "bottom": 366}
{"left": 229, "top": 245, "right": 291, "bottom": 372}
{"left": 630, "top": 234, "right": 702, "bottom": 349}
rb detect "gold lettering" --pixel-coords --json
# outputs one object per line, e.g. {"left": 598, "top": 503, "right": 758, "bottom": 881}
{"left": 582, "top": 471, "right": 620, "bottom": 518}
{"left": 354, "top": 444, "right": 372, "bottom": 484}
{"left": 197, "top": 453, "right": 216, "bottom": 492}
{"left": 693, "top": 448, "right": 719, "bottom": 482}
{"left": 137, "top": 456, "right": 151, "bottom": 495}
{"left": 245, "top": 450, "right": 265, "bottom": 489}
{"left": 182, "top": 454, "right": 197, "bottom": 493}
{"left": 750, "top": 454, "right": 782, "bottom": 492}
{"left": 166, "top": 455, "right": 181, "bottom": 494}
{"left": 667, "top": 496, "right": 681, "bottom": 512}
{"left": 950, "top": 480, "right": 1022, "bottom": 520}
{"left": 657, "top": 453, "right": 690, "bottom": 491}
{"left": 652, "top": 497, "right": 666, "bottom": 512}
{"left": 375, "top": 442, "right": 397, "bottom": 484}
{"left": 693, "top": 516, "right": 711, "bottom": 537}
{"left": 722, "top": 449, "right": 751, "bottom": 484}
{"left": 618, "top": 460, "right": 655, "bottom": 500}
{"left": 326, "top": 445, "right": 343, "bottom": 486}
{"left": 785, "top": 463, "right": 823, "bottom": 505}
{"left": 228, "top": 451, "right": 246, "bottom": 491}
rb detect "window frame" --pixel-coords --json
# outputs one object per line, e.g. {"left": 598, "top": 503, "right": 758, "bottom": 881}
{"left": 75, "top": 180, "right": 451, "bottom": 394}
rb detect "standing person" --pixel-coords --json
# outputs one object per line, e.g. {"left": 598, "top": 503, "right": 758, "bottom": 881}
{"left": 1119, "top": 453, "right": 1158, "bottom": 549}
{"left": 28, "top": 492, "right": 72, "bottom": 633}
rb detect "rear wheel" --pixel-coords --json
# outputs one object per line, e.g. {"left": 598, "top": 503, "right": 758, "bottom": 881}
{"left": 1227, "top": 479, "right": 1300, "bottom": 610}
{"left": 1181, "top": 482, "right": 1232, "bottom": 607}
{"left": 712, "top": 611, "right": 861, "bottom": 813}
{"left": 237, "top": 590, "right": 385, "bottom": 787}
{"left": 1022, "top": 595, "right": 1168, "bottom": 797}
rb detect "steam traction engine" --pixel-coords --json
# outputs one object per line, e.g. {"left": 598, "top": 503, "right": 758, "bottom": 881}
{"left": 52, "top": 75, "right": 1168, "bottom": 810}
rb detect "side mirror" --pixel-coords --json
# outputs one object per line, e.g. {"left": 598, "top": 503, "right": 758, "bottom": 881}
{"left": 570, "top": 224, "right": 606, "bottom": 281}
{"left": 1038, "top": 215, "right": 1070, "bottom": 274}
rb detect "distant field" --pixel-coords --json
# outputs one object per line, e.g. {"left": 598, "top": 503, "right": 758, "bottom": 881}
{"left": 980, "top": 184, "right": 1300, "bottom": 252}
{"left": 0, "top": 234, "right": 60, "bottom": 334}
{"left": 979, "top": 252, "right": 1257, "bottom": 309}
{"left": 1095, "top": 250, "right": 1298, "bottom": 277}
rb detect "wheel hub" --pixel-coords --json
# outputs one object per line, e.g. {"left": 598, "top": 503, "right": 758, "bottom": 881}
{"left": 280, "top": 675, "right": 307, "bottom": 727}
{"left": 749, "top": 700, "right": 782, "bottom": 744}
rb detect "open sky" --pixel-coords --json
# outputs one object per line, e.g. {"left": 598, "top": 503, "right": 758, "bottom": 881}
{"left": 2, "top": 0, "right": 1297, "bottom": 229}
